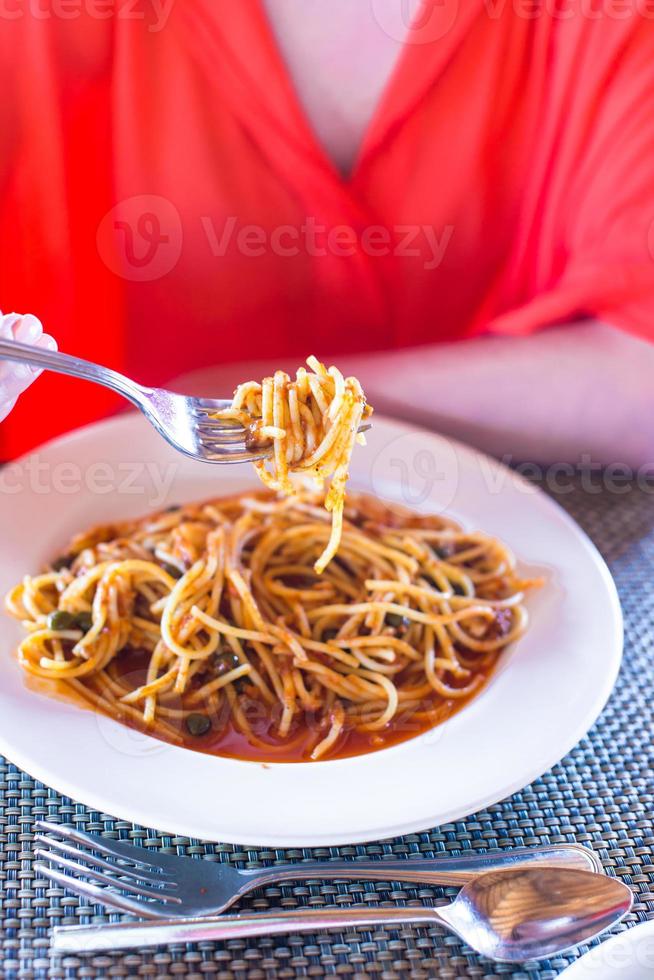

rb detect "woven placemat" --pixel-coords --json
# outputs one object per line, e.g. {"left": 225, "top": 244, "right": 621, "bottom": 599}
{"left": 2, "top": 474, "right": 653, "bottom": 980}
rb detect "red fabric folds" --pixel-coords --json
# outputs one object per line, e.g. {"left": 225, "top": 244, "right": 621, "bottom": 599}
{"left": 1, "top": 1, "right": 653, "bottom": 457}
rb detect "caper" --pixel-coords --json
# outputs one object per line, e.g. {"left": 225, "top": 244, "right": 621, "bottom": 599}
{"left": 47, "top": 610, "right": 76, "bottom": 631}
{"left": 185, "top": 713, "right": 212, "bottom": 737}
{"left": 214, "top": 651, "right": 241, "bottom": 674}
{"left": 162, "top": 563, "right": 183, "bottom": 579}
{"left": 430, "top": 545, "right": 450, "bottom": 561}
{"left": 74, "top": 611, "right": 94, "bottom": 633}
{"left": 385, "top": 612, "right": 411, "bottom": 631}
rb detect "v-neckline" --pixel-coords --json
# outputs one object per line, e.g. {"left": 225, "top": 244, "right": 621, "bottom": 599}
{"left": 192, "top": 0, "right": 484, "bottom": 189}
{"left": 255, "top": 0, "right": 412, "bottom": 182}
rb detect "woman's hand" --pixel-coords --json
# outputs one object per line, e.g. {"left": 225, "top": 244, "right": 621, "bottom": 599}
{"left": 0, "top": 312, "right": 57, "bottom": 422}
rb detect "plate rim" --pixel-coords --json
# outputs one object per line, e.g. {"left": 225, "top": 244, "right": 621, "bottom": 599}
{"left": 0, "top": 412, "right": 623, "bottom": 845}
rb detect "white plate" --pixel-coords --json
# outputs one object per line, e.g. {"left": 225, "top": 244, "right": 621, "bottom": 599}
{"left": 559, "top": 921, "right": 654, "bottom": 979}
{"left": 0, "top": 413, "right": 622, "bottom": 846}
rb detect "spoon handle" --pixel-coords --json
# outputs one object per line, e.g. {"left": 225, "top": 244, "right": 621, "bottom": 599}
{"left": 52, "top": 906, "right": 440, "bottom": 954}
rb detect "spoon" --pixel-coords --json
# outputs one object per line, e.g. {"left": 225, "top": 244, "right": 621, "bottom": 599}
{"left": 51, "top": 867, "right": 632, "bottom": 962}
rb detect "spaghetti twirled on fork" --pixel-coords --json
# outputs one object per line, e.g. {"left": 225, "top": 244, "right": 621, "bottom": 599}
{"left": 214, "top": 356, "right": 370, "bottom": 573}
{"left": 5, "top": 490, "right": 538, "bottom": 761}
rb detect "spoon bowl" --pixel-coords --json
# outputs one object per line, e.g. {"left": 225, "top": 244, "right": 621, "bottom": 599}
{"left": 444, "top": 867, "right": 633, "bottom": 962}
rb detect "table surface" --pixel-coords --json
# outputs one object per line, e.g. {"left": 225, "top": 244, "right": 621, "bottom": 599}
{"left": 2, "top": 474, "right": 653, "bottom": 980}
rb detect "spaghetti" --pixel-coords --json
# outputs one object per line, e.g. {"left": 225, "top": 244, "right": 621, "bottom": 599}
{"left": 5, "top": 490, "right": 539, "bottom": 762}
{"left": 214, "top": 356, "right": 370, "bottom": 573}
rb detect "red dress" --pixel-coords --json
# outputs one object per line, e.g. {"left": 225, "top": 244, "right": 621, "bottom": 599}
{"left": 1, "top": 1, "right": 653, "bottom": 459}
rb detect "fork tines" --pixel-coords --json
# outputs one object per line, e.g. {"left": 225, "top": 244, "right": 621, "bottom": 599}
{"left": 185, "top": 400, "right": 266, "bottom": 461}
{"left": 33, "top": 820, "right": 180, "bottom": 918}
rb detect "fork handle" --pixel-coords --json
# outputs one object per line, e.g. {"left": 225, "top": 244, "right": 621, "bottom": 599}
{"left": 0, "top": 337, "right": 148, "bottom": 407}
{"left": 52, "top": 906, "right": 442, "bottom": 954}
{"left": 236, "top": 844, "right": 601, "bottom": 890}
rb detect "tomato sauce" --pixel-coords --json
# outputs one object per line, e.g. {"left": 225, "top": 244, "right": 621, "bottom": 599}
{"left": 39, "top": 646, "right": 499, "bottom": 763}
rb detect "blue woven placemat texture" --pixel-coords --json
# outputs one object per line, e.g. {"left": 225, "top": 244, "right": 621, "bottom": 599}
{"left": 2, "top": 476, "right": 653, "bottom": 979}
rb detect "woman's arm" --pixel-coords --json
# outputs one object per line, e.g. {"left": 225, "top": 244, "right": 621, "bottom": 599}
{"left": 173, "top": 321, "right": 654, "bottom": 468}
{"left": 341, "top": 322, "right": 654, "bottom": 468}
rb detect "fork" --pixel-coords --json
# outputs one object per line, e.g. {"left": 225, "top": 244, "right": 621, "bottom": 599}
{"left": 0, "top": 338, "right": 370, "bottom": 463}
{"left": 33, "top": 821, "right": 603, "bottom": 919}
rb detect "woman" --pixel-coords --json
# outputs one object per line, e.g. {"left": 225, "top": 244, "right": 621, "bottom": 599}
{"left": 1, "top": 1, "right": 653, "bottom": 464}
